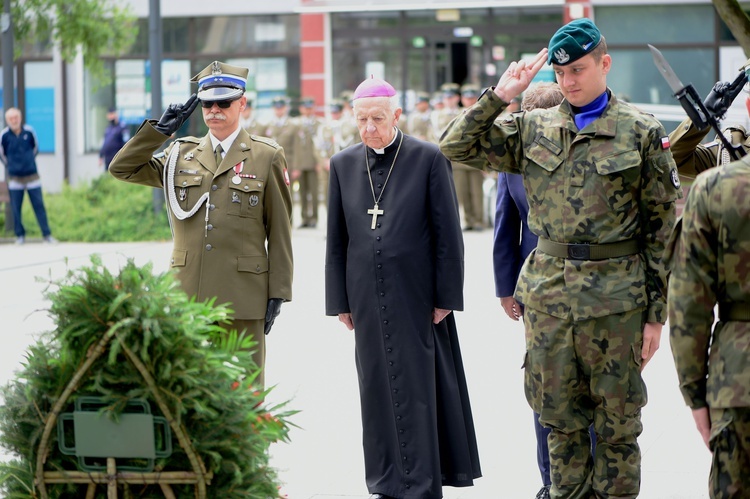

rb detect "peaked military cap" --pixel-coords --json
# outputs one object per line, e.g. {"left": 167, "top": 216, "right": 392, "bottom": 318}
{"left": 271, "top": 96, "right": 289, "bottom": 108}
{"left": 329, "top": 99, "right": 344, "bottom": 112}
{"left": 300, "top": 96, "right": 315, "bottom": 107}
{"left": 547, "top": 18, "right": 601, "bottom": 66}
{"left": 191, "top": 61, "right": 248, "bottom": 102}
{"left": 416, "top": 91, "right": 430, "bottom": 103}
{"left": 460, "top": 83, "right": 480, "bottom": 98}
{"left": 441, "top": 82, "right": 461, "bottom": 96}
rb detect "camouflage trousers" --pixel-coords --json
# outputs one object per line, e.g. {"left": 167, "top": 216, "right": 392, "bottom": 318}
{"left": 523, "top": 308, "right": 647, "bottom": 498}
{"left": 708, "top": 407, "right": 750, "bottom": 498}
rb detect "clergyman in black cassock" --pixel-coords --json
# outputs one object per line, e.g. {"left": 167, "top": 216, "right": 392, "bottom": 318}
{"left": 325, "top": 76, "right": 481, "bottom": 499}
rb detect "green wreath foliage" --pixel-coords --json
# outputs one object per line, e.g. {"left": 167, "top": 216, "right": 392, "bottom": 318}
{"left": 0, "top": 256, "right": 295, "bottom": 498}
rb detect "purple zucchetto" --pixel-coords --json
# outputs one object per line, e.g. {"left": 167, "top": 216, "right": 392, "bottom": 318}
{"left": 352, "top": 75, "right": 396, "bottom": 100}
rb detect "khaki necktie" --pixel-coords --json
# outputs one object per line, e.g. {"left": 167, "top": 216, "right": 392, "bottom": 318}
{"left": 215, "top": 144, "right": 223, "bottom": 166}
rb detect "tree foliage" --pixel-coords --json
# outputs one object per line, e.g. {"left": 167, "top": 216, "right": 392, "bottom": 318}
{"left": 0, "top": 257, "right": 295, "bottom": 498}
{"left": 11, "top": 0, "right": 137, "bottom": 80}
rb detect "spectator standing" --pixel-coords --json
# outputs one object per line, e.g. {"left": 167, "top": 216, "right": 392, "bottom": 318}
{"left": 99, "top": 107, "right": 129, "bottom": 170}
{"left": 0, "top": 107, "right": 56, "bottom": 244}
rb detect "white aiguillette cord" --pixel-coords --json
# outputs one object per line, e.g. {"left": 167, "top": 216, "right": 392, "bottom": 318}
{"left": 365, "top": 130, "right": 403, "bottom": 230}
{"left": 163, "top": 142, "right": 211, "bottom": 236}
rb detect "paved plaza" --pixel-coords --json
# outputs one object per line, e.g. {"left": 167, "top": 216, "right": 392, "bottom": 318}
{"left": 1, "top": 226, "right": 711, "bottom": 498}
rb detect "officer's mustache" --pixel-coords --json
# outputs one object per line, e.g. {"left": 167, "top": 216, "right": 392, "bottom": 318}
{"left": 205, "top": 113, "right": 227, "bottom": 120}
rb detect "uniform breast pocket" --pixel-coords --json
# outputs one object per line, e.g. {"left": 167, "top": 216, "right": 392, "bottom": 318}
{"left": 523, "top": 139, "right": 563, "bottom": 206}
{"left": 594, "top": 149, "right": 641, "bottom": 196}
{"left": 227, "top": 179, "right": 265, "bottom": 218}
{"left": 173, "top": 174, "right": 204, "bottom": 211}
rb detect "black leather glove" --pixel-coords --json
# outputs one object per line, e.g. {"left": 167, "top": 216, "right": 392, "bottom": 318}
{"left": 154, "top": 93, "right": 199, "bottom": 136}
{"left": 264, "top": 298, "right": 283, "bottom": 335}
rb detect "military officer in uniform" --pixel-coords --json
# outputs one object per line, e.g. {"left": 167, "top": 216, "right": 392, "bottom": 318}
{"left": 239, "top": 94, "right": 263, "bottom": 136}
{"left": 291, "top": 96, "right": 324, "bottom": 228}
{"left": 406, "top": 91, "right": 434, "bottom": 143}
{"left": 264, "top": 96, "right": 297, "bottom": 168}
{"left": 440, "top": 19, "right": 681, "bottom": 498}
{"left": 668, "top": 94, "right": 750, "bottom": 499}
{"left": 319, "top": 99, "right": 359, "bottom": 206}
{"left": 109, "top": 61, "right": 294, "bottom": 387}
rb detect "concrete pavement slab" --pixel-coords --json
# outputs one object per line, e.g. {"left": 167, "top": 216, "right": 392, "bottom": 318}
{"left": 0, "top": 228, "right": 711, "bottom": 498}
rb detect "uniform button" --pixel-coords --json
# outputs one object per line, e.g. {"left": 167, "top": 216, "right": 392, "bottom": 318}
{"left": 380, "top": 292, "right": 385, "bottom": 297}
{"left": 381, "top": 305, "right": 386, "bottom": 310}
{"left": 405, "top": 469, "right": 410, "bottom": 474}
{"left": 181, "top": 181, "right": 188, "bottom": 186}
{"left": 209, "top": 204, "right": 215, "bottom": 211}
{"left": 256, "top": 265, "right": 261, "bottom": 272}
{"left": 211, "top": 184, "right": 218, "bottom": 191}
{"left": 379, "top": 278, "right": 384, "bottom": 283}
{"left": 378, "top": 170, "right": 384, "bottom": 175}
{"left": 170, "top": 258, "right": 175, "bottom": 264}
{"left": 403, "top": 455, "right": 407, "bottom": 461}
{"left": 399, "top": 429, "right": 404, "bottom": 434}
{"left": 391, "top": 375, "right": 397, "bottom": 380}
{"left": 389, "top": 362, "right": 394, "bottom": 366}
{"left": 244, "top": 185, "right": 250, "bottom": 191}
{"left": 377, "top": 183, "right": 382, "bottom": 188}
{"left": 397, "top": 415, "right": 402, "bottom": 420}
{"left": 385, "top": 334, "right": 390, "bottom": 338}
{"left": 207, "top": 224, "right": 214, "bottom": 231}
{"left": 401, "top": 442, "right": 406, "bottom": 447}
{"left": 387, "top": 348, "right": 392, "bottom": 353}
{"left": 206, "top": 244, "right": 213, "bottom": 251}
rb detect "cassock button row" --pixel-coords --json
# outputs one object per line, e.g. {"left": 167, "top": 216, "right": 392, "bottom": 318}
{"left": 387, "top": 348, "right": 392, "bottom": 353}
{"left": 380, "top": 292, "right": 385, "bottom": 297}
{"left": 397, "top": 415, "right": 402, "bottom": 420}
{"left": 376, "top": 236, "right": 381, "bottom": 241}
{"left": 401, "top": 442, "right": 406, "bottom": 447}
{"left": 377, "top": 250, "right": 381, "bottom": 255}
{"left": 377, "top": 223, "right": 381, "bottom": 228}
{"left": 385, "top": 334, "right": 390, "bottom": 338}
{"left": 377, "top": 183, "right": 383, "bottom": 188}
{"left": 378, "top": 170, "right": 384, "bottom": 175}
{"left": 383, "top": 320, "right": 388, "bottom": 324}
{"left": 399, "top": 429, "right": 404, "bottom": 434}
{"left": 391, "top": 375, "right": 397, "bottom": 380}
{"left": 405, "top": 469, "right": 410, "bottom": 474}
{"left": 379, "top": 278, "right": 384, "bottom": 283}
{"left": 381, "top": 305, "right": 386, "bottom": 310}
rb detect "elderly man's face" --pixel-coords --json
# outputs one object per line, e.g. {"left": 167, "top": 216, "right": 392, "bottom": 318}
{"left": 5, "top": 110, "right": 21, "bottom": 132}
{"left": 202, "top": 95, "right": 246, "bottom": 140}
{"left": 354, "top": 97, "right": 401, "bottom": 150}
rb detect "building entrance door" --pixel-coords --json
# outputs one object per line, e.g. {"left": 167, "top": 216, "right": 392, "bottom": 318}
{"left": 432, "top": 40, "right": 469, "bottom": 91}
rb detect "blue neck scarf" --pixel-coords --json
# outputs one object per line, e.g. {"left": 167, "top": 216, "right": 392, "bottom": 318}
{"left": 572, "top": 91, "right": 609, "bottom": 131}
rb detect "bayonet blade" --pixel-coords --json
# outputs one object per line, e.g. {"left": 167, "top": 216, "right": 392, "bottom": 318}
{"left": 649, "top": 44, "right": 685, "bottom": 95}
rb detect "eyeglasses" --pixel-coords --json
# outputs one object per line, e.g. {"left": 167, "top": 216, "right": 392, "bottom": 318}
{"left": 201, "top": 98, "right": 238, "bottom": 109}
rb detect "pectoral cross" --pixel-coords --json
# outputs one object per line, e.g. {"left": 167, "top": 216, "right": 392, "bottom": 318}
{"left": 367, "top": 203, "right": 384, "bottom": 230}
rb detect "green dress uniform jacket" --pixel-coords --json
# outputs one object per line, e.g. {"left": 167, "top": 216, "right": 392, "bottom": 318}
{"left": 263, "top": 116, "right": 297, "bottom": 168}
{"left": 109, "top": 121, "right": 293, "bottom": 320}
{"left": 668, "top": 154, "right": 750, "bottom": 410}
{"left": 668, "top": 117, "right": 750, "bottom": 180}
{"left": 439, "top": 89, "right": 681, "bottom": 323}
{"left": 290, "top": 115, "right": 323, "bottom": 170}
{"left": 406, "top": 110, "right": 436, "bottom": 143}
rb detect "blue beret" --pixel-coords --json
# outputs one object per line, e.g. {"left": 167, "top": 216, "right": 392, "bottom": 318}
{"left": 547, "top": 18, "right": 601, "bottom": 66}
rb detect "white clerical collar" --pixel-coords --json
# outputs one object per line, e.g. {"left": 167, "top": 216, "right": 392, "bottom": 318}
{"left": 209, "top": 126, "right": 242, "bottom": 156}
{"left": 372, "top": 127, "right": 400, "bottom": 155}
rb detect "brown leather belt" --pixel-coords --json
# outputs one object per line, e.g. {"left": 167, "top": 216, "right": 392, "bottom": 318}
{"left": 719, "top": 302, "right": 750, "bottom": 322}
{"left": 537, "top": 238, "right": 640, "bottom": 260}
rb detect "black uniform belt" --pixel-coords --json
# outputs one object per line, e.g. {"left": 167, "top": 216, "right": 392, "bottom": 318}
{"left": 537, "top": 238, "right": 640, "bottom": 260}
{"left": 719, "top": 302, "right": 750, "bottom": 322}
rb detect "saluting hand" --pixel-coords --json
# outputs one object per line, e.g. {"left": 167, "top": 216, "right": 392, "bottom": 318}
{"left": 494, "top": 48, "right": 549, "bottom": 104}
{"left": 154, "top": 93, "right": 200, "bottom": 136}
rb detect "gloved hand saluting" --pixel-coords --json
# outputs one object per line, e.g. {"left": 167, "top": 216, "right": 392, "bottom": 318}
{"left": 264, "top": 298, "right": 283, "bottom": 335}
{"left": 154, "top": 93, "right": 199, "bottom": 136}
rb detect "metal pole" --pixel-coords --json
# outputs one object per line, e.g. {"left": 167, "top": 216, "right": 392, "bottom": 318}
{"left": 149, "top": 0, "right": 164, "bottom": 215}
{"left": 2, "top": 0, "right": 13, "bottom": 233}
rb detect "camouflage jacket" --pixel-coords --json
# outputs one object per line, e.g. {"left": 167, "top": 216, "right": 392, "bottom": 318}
{"left": 667, "top": 154, "right": 750, "bottom": 409}
{"left": 440, "top": 89, "right": 681, "bottom": 322}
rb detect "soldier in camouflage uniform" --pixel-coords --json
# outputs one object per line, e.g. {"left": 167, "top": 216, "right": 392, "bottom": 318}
{"left": 439, "top": 19, "right": 681, "bottom": 498}
{"left": 668, "top": 95, "right": 750, "bottom": 499}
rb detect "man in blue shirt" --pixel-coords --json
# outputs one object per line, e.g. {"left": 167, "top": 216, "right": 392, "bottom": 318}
{"left": 99, "top": 107, "right": 129, "bottom": 170}
{"left": 0, "top": 107, "right": 56, "bottom": 244}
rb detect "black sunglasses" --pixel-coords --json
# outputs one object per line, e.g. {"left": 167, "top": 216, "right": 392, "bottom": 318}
{"left": 201, "top": 98, "right": 238, "bottom": 109}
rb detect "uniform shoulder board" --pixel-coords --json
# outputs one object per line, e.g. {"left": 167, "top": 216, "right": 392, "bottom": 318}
{"left": 153, "top": 151, "right": 166, "bottom": 159}
{"left": 250, "top": 135, "right": 281, "bottom": 149}
{"left": 174, "top": 136, "right": 200, "bottom": 145}
{"left": 704, "top": 140, "right": 721, "bottom": 149}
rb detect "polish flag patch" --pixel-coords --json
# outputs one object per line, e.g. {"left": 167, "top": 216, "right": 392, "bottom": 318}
{"left": 661, "top": 136, "right": 671, "bottom": 149}
{"left": 283, "top": 168, "right": 290, "bottom": 186}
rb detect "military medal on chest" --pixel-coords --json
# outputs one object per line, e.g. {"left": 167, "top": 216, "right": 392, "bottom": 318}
{"left": 232, "top": 161, "right": 243, "bottom": 184}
